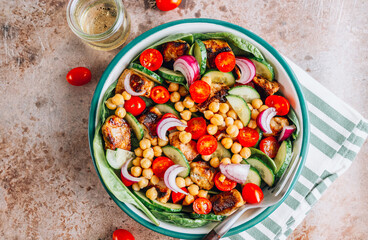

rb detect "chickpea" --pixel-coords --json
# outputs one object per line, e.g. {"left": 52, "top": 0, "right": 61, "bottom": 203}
{"left": 202, "top": 155, "right": 212, "bottom": 161}
{"left": 234, "top": 120, "right": 244, "bottom": 129}
{"left": 115, "top": 107, "right": 126, "bottom": 118}
{"left": 179, "top": 131, "right": 192, "bottom": 144}
{"left": 188, "top": 184, "right": 199, "bottom": 196}
{"left": 177, "top": 120, "right": 187, "bottom": 131}
{"left": 185, "top": 177, "right": 193, "bottom": 186}
{"left": 221, "top": 157, "right": 231, "bottom": 165}
{"left": 210, "top": 157, "right": 220, "bottom": 168}
{"left": 218, "top": 173, "right": 226, "bottom": 182}
{"left": 225, "top": 117, "right": 234, "bottom": 127}
{"left": 132, "top": 183, "right": 140, "bottom": 191}
{"left": 219, "top": 103, "right": 230, "bottom": 114}
{"left": 251, "top": 109, "right": 260, "bottom": 120}
{"left": 140, "top": 158, "right": 152, "bottom": 169}
{"left": 198, "top": 190, "right": 208, "bottom": 198}
{"left": 134, "top": 148, "right": 143, "bottom": 157}
{"left": 146, "top": 187, "right": 158, "bottom": 200}
{"left": 201, "top": 76, "right": 211, "bottom": 85}
{"left": 143, "top": 148, "right": 154, "bottom": 159}
{"left": 207, "top": 124, "right": 218, "bottom": 135}
{"left": 226, "top": 125, "right": 238, "bottom": 135}
{"left": 247, "top": 103, "right": 253, "bottom": 111}
{"left": 227, "top": 109, "right": 237, "bottom": 119}
{"left": 210, "top": 114, "right": 224, "bottom": 126}
{"left": 252, "top": 99, "right": 263, "bottom": 109}
{"left": 168, "top": 82, "right": 179, "bottom": 92}
{"left": 204, "top": 110, "right": 214, "bottom": 120}
{"left": 183, "top": 96, "right": 195, "bottom": 109}
{"left": 248, "top": 120, "right": 257, "bottom": 129}
{"left": 142, "top": 168, "right": 153, "bottom": 179}
{"left": 170, "top": 92, "right": 181, "bottom": 103}
{"left": 189, "top": 106, "right": 198, "bottom": 112}
{"left": 231, "top": 154, "right": 243, "bottom": 164}
{"left": 229, "top": 128, "right": 239, "bottom": 138}
{"left": 240, "top": 147, "right": 251, "bottom": 159}
{"left": 259, "top": 105, "right": 269, "bottom": 112}
{"left": 131, "top": 166, "right": 142, "bottom": 177}
{"left": 174, "top": 101, "right": 185, "bottom": 112}
{"left": 150, "top": 175, "right": 159, "bottom": 185}
{"left": 231, "top": 142, "right": 242, "bottom": 154}
{"left": 158, "top": 138, "right": 168, "bottom": 147}
{"left": 180, "top": 110, "right": 192, "bottom": 121}
{"left": 176, "top": 177, "right": 186, "bottom": 188}
{"left": 105, "top": 98, "right": 117, "bottom": 110}
{"left": 138, "top": 177, "right": 149, "bottom": 189}
{"left": 153, "top": 146, "right": 162, "bottom": 157}
{"left": 221, "top": 137, "right": 233, "bottom": 149}
{"left": 150, "top": 137, "right": 158, "bottom": 146}
{"left": 111, "top": 94, "right": 125, "bottom": 106}
{"left": 178, "top": 85, "right": 188, "bottom": 97}
{"left": 122, "top": 91, "right": 131, "bottom": 101}
{"left": 183, "top": 194, "right": 195, "bottom": 205}
{"left": 139, "top": 139, "right": 151, "bottom": 150}
{"left": 209, "top": 102, "right": 220, "bottom": 113}
{"left": 132, "top": 157, "right": 141, "bottom": 166}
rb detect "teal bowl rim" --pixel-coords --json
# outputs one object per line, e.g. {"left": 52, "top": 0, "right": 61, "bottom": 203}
{"left": 88, "top": 18, "right": 310, "bottom": 239}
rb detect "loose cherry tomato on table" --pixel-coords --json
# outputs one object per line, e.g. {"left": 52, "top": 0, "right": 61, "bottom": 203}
{"left": 259, "top": 136, "right": 280, "bottom": 158}
{"left": 124, "top": 96, "right": 146, "bottom": 116}
{"left": 265, "top": 95, "right": 290, "bottom": 116}
{"left": 139, "top": 49, "right": 163, "bottom": 71}
{"left": 151, "top": 86, "right": 170, "bottom": 104}
{"left": 197, "top": 135, "right": 217, "bottom": 155}
{"left": 113, "top": 229, "right": 135, "bottom": 240}
{"left": 172, "top": 187, "right": 188, "bottom": 204}
{"left": 238, "top": 127, "right": 260, "bottom": 147}
{"left": 215, "top": 52, "right": 236, "bottom": 72}
{"left": 152, "top": 156, "right": 174, "bottom": 178}
{"left": 242, "top": 183, "right": 264, "bottom": 204}
{"left": 156, "top": 0, "right": 182, "bottom": 11}
{"left": 214, "top": 172, "right": 237, "bottom": 192}
{"left": 120, "top": 172, "right": 134, "bottom": 187}
{"left": 186, "top": 117, "right": 207, "bottom": 140}
{"left": 189, "top": 80, "right": 211, "bottom": 103}
{"left": 66, "top": 67, "right": 91, "bottom": 86}
{"left": 162, "top": 113, "right": 179, "bottom": 130}
{"left": 193, "top": 197, "right": 212, "bottom": 214}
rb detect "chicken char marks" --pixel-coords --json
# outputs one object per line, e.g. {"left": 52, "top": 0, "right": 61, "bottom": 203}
{"left": 210, "top": 189, "right": 244, "bottom": 215}
{"left": 197, "top": 83, "right": 229, "bottom": 112}
{"left": 189, "top": 161, "right": 216, "bottom": 190}
{"left": 202, "top": 39, "right": 233, "bottom": 69}
{"left": 115, "top": 69, "right": 154, "bottom": 98}
{"left": 101, "top": 115, "right": 131, "bottom": 150}
{"left": 138, "top": 107, "right": 162, "bottom": 138}
{"left": 161, "top": 40, "right": 190, "bottom": 68}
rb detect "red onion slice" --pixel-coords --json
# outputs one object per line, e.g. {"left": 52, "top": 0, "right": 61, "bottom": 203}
{"left": 235, "top": 57, "right": 256, "bottom": 84}
{"left": 278, "top": 125, "right": 296, "bottom": 142}
{"left": 219, "top": 163, "right": 250, "bottom": 184}
{"left": 121, "top": 158, "right": 141, "bottom": 183}
{"left": 156, "top": 117, "right": 187, "bottom": 140}
{"left": 164, "top": 165, "right": 188, "bottom": 195}
{"left": 256, "top": 107, "right": 277, "bottom": 134}
{"left": 174, "top": 55, "right": 200, "bottom": 86}
{"left": 124, "top": 71, "right": 146, "bottom": 96}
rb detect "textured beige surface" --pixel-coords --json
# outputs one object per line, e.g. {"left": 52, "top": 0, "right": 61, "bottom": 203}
{"left": 1, "top": 0, "right": 367, "bottom": 239}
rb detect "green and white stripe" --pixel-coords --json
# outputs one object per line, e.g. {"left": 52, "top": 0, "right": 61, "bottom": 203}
{"left": 225, "top": 58, "right": 367, "bottom": 240}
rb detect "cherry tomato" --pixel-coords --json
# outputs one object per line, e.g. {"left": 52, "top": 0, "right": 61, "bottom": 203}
{"left": 197, "top": 135, "right": 218, "bottom": 155}
{"left": 156, "top": 0, "right": 182, "bottom": 11}
{"left": 139, "top": 49, "right": 163, "bottom": 71}
{"left": 189, "top": 80, "right": 211, "bottom": 103}
{"left": 66, "top": 67, "right": 91, "bottom": 86}
{"left": 215, "top": 52, "right": 236, "bottom": 72}
{"left": 120, "top": 172, "right": 134, "bottom": 187}
{"left": 193, "top": 197, "right": 212, "bottom": 214}
{"left": 265, "top": 95, "right": 290, "bottom": 116}
{"left": 186, "top": 117, "right": 207, "bottom": 140}
{"left": 238, "top": 127, "right": 260, "bottom": 147}
{"left": 242, "top": 183, "right": 264, "bottom": 204}
{"left": 152, "top": 157, "right": 174, "bottom": 178}
{"left": 150, "top": 86, "right": 170, "bottom": 104}
{"left": 113, "top": 229, "right": 135, "bottom": 240}
{"left": 162, "top": 113, "right": 179, "bottom": 130}
{"left": 172, "top": 187, "right": 188, "bottom": 204}
{"left": 259, "top": 136, "right": 280, "bottom": 158}
{"left": 214, "top": 172, "right": 237, "bottom": 192}
{"left": 124, "top": 96, "right": 146, "bottom": 116}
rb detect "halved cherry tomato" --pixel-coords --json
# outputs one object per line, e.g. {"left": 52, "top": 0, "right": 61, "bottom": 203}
{"left": 124, "top": 96, "right": 146, "bottom": 116}
{"left": 265, "top": 95, "right": 290, "bottom": 116}
{"left": 197, "top": 135, "right": 217, "bottom": 155}
{"left": 189, "top": 80, "right": 211, "bottom": 103}
{"left": 113, "top": 229, "right": 135, "bottom": 240}
{"left": 259, "top": 136, "right": 280, "bottom": 158}
{"left": 214, "top": 172, "right": 237, "bottom": 192}
{"left": 242, "top": 183, "right": 264, "bottom": 204}
{"left": 186, "top": 117, "right": 207, "bottom": 140}
{"left": 120, "top": 172, "right": 134, "bottom": 187}
{"left": 152, "top": 156, "right": 174, "bottom": 178}
{"left": 162, "top": 113, "right": 179, "bottom": 130}
{"left": 66, "top": 67, "right": 91, "bottom": 86}
{"left": 139, "top": 49, "right": 163, "bottom": 71}
{"left": 193, "top": 197, "right": 212, "bottom": 214}
{"left": 172, "top": 187, "right": 188, "bottom": 204}
{"left": 238, "top": 127, "right": 260, "bottom": 147}
{"left": 215, "top": 52, "right": 236, "bottom": 72}
{"left": 156, "top": 0, "right": 182, "bottom": 11}
{"left": 151, "top": 86, "right": 170, "bottom": 104}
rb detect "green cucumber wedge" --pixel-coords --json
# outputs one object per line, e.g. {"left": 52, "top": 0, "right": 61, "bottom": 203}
{"left": 210, "top": 141, "right": 231, "bottom": 160}
{"left": 254, "top": 128, "right": 263, "bottom": 148}
{"left": 151, "top": 200, "right": 182, "bottom": 212}
{"left": 203, "top": 70, "right": 235, "bottom": 87}
{"left": 106, "top": 148, "right": 135, "bottom": 170}
{"left": 228, "top": 85, "right": 261, "bottom": 103}
{"left": 157, "top": 67, "right": 186, "bottom": 84}
{"left": 246, "top": 157, "right": 275, "bottom": 187}
{"left": 155, "top": 103, "right": 180, "bottom": 118}
{"left": 274, "top": 140, "right": 293, "bottom": 179}
{"left": 133, "top": 191, "right": 154, "bottom": 209}
{"left": 226, "top": 94, "right": 251, "bottom": 126}
{"left": 124, "top": 112, "right": 144, "bottom": 141}
{"left": 129, "top": 63, "right": 164, "bottom": 84}
{"left": 189, "top": 213, "right": 226, "bottom": 222}
{"left": 249, "top": 57, "right": 274, "bottom": 81}
{"left": 245, "top": 166, "right": 262, "bottom": 187}
{"left": 193, "top": 39, "right": 207, "bottom": 75}
{"left": 188, "top": 44, "right": 195, "bottom": 56}
{"left": 249, "top": 147, "right": 277, "bottom": 173}
{"left": 162, "top": 146, "right": 190, "bottom": 178}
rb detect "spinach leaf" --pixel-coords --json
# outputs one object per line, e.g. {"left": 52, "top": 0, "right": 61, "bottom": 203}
{"left": 287, "top": 107, "right": 300, "bottom": 140}
{"left": 151, "top": 210, "right": 210, "bottom": 228}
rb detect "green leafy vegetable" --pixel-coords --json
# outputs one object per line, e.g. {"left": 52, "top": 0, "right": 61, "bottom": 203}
{"left": 151, "top": 210, "right": 210, "bottom": 228}
{"left": 287, "top": 107, "right": 300, "bottom": 140}
{"left": 100, "top": 80, "right": 118, "bottom": 124}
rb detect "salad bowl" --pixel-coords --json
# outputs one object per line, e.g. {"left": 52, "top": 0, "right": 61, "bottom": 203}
{"left": 88, "top": 18, "right": 310, "bottom": 239}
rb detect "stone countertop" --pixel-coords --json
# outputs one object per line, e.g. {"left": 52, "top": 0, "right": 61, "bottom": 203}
{"left": 1, "top": 0, "right": 367, "bottom": 239}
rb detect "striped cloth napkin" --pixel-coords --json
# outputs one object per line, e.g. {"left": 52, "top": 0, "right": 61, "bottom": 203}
{"left": 225, "top": 58, "right": 368, "bottom": 240}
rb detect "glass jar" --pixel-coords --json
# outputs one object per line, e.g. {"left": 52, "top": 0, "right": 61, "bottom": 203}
{"left": 66, "top": 0, "right": 131, "bottom": 51}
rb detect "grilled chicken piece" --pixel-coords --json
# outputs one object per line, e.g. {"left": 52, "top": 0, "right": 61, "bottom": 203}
{"left": 202, "top": 40, "right": 233, "bottom": 68}
{"left": 197, "top": 83, "right": 229, "bottom": 112}
{"left": 264, "top": 117, "right": 289, "bottom": 137}
{"left": 161, "top": 40, "right": 190, "bottom": 67}
{"left": 138, "top": 107, "right": 162, "bottom": 138}
{"left": 115, "top": 69, "right": 154, "bottom": 98}
{"left": 101, "top": 115, "right": 131, "bottom": 150}
{"left": 210, "top": 189, "right": 244, "bottom": 215}
{"left": 189, "top": 161, "right": 217, "bottom": 190}
{"left": 233, "top": 65, "right": 241, "bottom": 80}
{"left": 168, "top": 132, "right": 199, "bottom": 162}
{"left": 253, "top": 74, "right": 280, "bottom": 96}
{"left": 149, "top": 180, "right": 171, "bottom": 203}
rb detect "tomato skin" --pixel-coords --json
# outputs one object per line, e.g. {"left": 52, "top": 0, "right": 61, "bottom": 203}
{"left": 152, "top": 157, "right": 174, "bottom": 178}
{"left": 162, "top": 113, "right": 179, "bottom": 130}
{"left": 214, "top": 172, "right": 237, "bottom": 191}
{"left": 193, "top": 197, "right": 212, "bottom": 214}
{"left": 139, "top": 49, "right": 163, "bottom": 71}
{"left": 156, "top": 0, "right": 182, "bottom": 11}
{"left": 186, "top": 117, "right": 207, "bottom": 140}
{"left": 197, "top": 135, "right": 218, "bottom": 155}
{"left": 113, "top": 229, "right": 135, "bottom": 240}
{"left": 215, "top": 52, "right": 236, "bottom": 72}
{"left": 120, "top": 172, "right": 134, "bottom": 187}
{"left": 259, "top": 136, "right": 280, "bottom": 158}
{"left": 242, "top": 183, "right": 264, "bottom": 204}
{"left": 172, "top": 187, "right": 188, "bottom": 204}
{"left": 265, "top": 95, "right": 290, "bottom": 116}
{"left": 66, "top": 67, "right": 91, "bottom": 86}
{"left": 238, "top": 127, "right": 260, "bottom": 147}
{"left": 124, "top": 96, "right": 146, "bottom": 116}
{"left": 189, "top": 80, "right": 211, "bottom": 103}
{"left": 151, "top": 86, "right": 170, "bottom": 104}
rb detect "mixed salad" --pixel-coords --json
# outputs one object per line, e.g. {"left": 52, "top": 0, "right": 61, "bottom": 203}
{"left": 93, "top": 32, "right": 299, "bottom": 227}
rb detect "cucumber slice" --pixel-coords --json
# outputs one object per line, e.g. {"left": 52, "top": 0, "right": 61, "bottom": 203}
{"left": 249, "top": 147, "right": 277, "bottom": 173}
{"left": 189, "top": 213, "right": 226, "bottom": 222}
{"left": 129, "top": 63, "right": 164, "bottom": 84}
{"left": 124, "top": 112, "right": 144, "bottom": 141}
{"left": 162, "top": 146, "right": 190, "bottom": 177}
{"left": 254, "top": 128, "right": 263, "bottom": 148}
{"left": 244, "top": 166, "right": 262, "bottom": 187}
{"left": 226, "top": 94, "right": 251, "bottom": 126}
{"left": 188, "top": 44, "right": 195, "bottom": 56}
{"left": 151, "top": 199, "right": 182, "bottom": 212}
{"left": 155, "top": 103, "right": 180, "bottom": 118}
{"left": 228, "top": 85, "right": 261, "bottom": 103}
{"left": 140, "top": 96, "right": 154, "bottom": 108}
{"left": 133, "top": 191, "right": 153, "bottom": 209}
{"left": 203, "top": 70, "right": 235, "bottom": 87}
{"left": 249, "top": 58, "right": 274, "bottom": 81}
{"left": 208, "top": 190, "right": 220, "bottom": 195}
{"left": 210, "top": 141, "right": 231, "bottom": 160}
{"left": 274, "top": 140, "right": 292, "bottom": 179}
{"left": 106, "top": 148, "right": 135, "bottom": 170}
{"left": 246, "top": 157, "right": 275, "bottom": 187}
{"left": 193, "top": 39, "right": 207, "bottom": 75}
{"left": 157, "top": 67, "right": 186, "bottom": 84}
